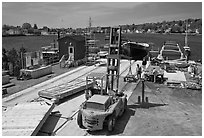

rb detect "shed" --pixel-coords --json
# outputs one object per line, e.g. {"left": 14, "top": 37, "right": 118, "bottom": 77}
{"left": 58, "top": 35, "right": 85, "bottom": 61}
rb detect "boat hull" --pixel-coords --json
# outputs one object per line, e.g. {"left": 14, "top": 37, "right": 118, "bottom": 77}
{"left": 161, "top": 50, "right": 183, "bottom": 60}
{"left": 121, "top": 42, "right": 149, "bottom": 60}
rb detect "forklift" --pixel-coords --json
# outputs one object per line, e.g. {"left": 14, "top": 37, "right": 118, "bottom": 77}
{"left": 77, "top": 27, "right": 128, "bottom": 132}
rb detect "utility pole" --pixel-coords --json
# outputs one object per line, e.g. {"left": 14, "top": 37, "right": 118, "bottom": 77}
{"left": 21, "top": 44, "right": 24, "bottom": 69}
{"left": 89, "top": 17, "right": 92, "bottom": 35}
{"left": 185, "top": 20, "right": 188, "bottom": 47}
{"left": 85, "top": 17, "right": 93, "bottom": 65}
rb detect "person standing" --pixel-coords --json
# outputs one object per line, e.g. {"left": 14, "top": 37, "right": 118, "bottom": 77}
{"left": 152, "top": 68, "right": 158, "bottom": 83}
{"left": 136, "top": 64, "right": 142, "bottom": 79}
{"left": 142, "top": 57, "right": 147, "bottom": 71}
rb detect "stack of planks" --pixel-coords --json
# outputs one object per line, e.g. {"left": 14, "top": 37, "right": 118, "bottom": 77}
{"left": 38, "top": 79, "right": 94, "bottom": 100}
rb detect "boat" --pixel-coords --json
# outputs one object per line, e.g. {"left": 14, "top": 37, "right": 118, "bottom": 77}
{"left": 183, "top": 21, "right": 191, "bottom": 60}
{"left": 157, "top": 41, "right": 185, "bottom": 61}
{"left": 121, "top": 41, "right": 150, "bottom": 60}
{"left": 148, "top": 42, "right": 160, "bottom": 58}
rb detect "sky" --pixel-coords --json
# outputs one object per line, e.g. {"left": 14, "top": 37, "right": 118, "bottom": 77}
{"left": 2, "top": 2, "right": 202, "bottom": 29}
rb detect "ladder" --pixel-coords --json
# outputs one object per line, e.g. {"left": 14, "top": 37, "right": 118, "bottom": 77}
{"left": 105, "top": 27, "right": 121, "bottom": 94}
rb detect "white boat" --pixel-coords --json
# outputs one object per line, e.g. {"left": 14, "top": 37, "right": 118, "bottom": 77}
{"left": 157, "top": 41, "right": 185, "bottom": 61}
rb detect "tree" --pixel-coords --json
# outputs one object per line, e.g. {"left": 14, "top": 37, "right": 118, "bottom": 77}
{"left": 33, "top": 24, "right": 38, "bottom": 29}
{"left": 2, "top": 48, "right": 9, "bottom": 70}
{"left": 171, "top": 25, "right": 181, "bottom": 33}
{"left": 7, "top": 48, "right": 19, "bottom": 75}
{"left": 2, "top": 24, "right": 10, "bottom": 31}
{"left": 2, "top": 48, "right": 7, "bottom": 57}
{"left": 22, "top": 23, "right": 32, "bottom": 29}
{"left": 178, "top": 20, "right": 183, "bottom": 27}
{"left": 19, "top": 46, "right": 26, "bottom": 69}
{"left": 2, "top": 24, "right": 15, "bottom": 31}
{"left": 20, "top": 46, "right": 26, "bottom": 53}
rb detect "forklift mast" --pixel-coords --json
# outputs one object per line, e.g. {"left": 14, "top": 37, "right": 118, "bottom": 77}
{"left": 105, "top": 27, "right": 122, "bottom": 94}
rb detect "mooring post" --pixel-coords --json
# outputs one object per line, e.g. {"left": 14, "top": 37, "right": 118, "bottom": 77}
{"left": 142, "top": 79, "right": 145, "bottom": 103}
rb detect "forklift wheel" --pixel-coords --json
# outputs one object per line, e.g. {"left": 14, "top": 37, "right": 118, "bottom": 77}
{"left": 77, "top": 111, "right": 83, "bottom": 128}
{"left": 107, "top": 115, "right": 116, "bottom": 132}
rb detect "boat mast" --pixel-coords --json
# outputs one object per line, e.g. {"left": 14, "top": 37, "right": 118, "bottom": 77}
{"left": 185, "top": 20, "right": 188, "bottom": 47}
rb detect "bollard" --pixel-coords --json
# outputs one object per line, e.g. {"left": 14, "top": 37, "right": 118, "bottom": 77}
{"left": 142, "top": 80, "right": 145, "bottom": 103}
{"left": 138, "top": 96, "right": 141, "bottom": 103}
{"left": 146, "top": 97, "right": 149, "bottom": 103}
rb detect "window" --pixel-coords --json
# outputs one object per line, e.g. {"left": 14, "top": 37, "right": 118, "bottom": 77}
{"left": 86, "top": 102, "right": 106, "bottom": 111}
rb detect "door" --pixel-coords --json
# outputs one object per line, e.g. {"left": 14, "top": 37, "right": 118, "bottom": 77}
{"left": 69, "top": 46, "right": 74, "bottom": 61}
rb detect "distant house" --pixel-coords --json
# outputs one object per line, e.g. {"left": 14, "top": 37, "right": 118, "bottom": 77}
{"left": 7, "top": 28, "right": 22, "bottom": 35}
{"left": 34, "top": 29, "right": 41, "bottom": 35}
{"left": 24, "top": 51, "right": 42, "bottom": 69}
{"left": 101, "top": 27, "right": 110, "bottom": 34}
{"left": 41, "top": 26, "right": 50, "bottom": 35}
{"left": 165, "top": 28, "right": 171, "bottom": 34}
{"left": 58, "top": 35, "right": 86, "bottom": 61}
{"left": 7, "top": 29, "right": 15, "bottom": 35}
{"left": 41, "top": 30, "right": 49, "bottom": 35}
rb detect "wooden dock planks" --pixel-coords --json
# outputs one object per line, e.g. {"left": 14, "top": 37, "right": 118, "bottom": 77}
{"left": 2, "top": 102, "right": 55, "bottom": 136}
{"left": 38, "top": 79, "right": 94, "bottom": 100}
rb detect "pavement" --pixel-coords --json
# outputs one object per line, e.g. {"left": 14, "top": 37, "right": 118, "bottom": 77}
{"left": 37, "top": 60, "right": 138, "bottom": 136}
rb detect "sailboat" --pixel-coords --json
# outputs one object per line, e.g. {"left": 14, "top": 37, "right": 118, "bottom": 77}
{"left": 183, "top": 21, "right": 191, "bottom": 61}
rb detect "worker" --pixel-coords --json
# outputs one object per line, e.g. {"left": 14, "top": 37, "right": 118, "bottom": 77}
{"left": 191, "top": 65, "right": 195, "bottom": 77}
{"left": 185, "top": 49, "right": 191, "bottom": 62}
{"left": 188, "top": 64, "right": 192, "bottom": 74}
{"left": 142, "top": 57, "right": 147, "bottom": 71}
{"left": 152, "top": 68, "right": 158, "bottom": 83}
{"left": 194, "top": 64, "right": 198, "bottom": 76}
{"left": 157, "top": 68, "right": 164, "bottom": 83}
{"left": 136, "top": 64, "right": 142, "bottom": 79}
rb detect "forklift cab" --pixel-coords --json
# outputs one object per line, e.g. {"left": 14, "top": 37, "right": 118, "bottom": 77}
{"left": 85, "top": 72, "right": 106, "bottom": 100}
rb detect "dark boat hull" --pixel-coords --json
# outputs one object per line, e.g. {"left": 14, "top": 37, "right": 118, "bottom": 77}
{"left": 121, "top": 42, "right": 149, "bottom": 60}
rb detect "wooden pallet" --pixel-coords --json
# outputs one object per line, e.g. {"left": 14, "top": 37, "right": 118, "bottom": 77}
{"left": 38, "top": 79, "right": 94, "bottom": 100}
{"left": 2, "top": 102, "right": 55, "bottom": 136}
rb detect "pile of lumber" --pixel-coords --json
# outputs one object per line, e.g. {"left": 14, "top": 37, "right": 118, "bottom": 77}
{"left": 38, "top": 79, "right": 94, "bottom": 101}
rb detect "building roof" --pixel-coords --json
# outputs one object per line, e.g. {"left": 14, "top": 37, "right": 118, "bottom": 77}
{"left": 58, "top": 35, "right": 85, "bottom": 42}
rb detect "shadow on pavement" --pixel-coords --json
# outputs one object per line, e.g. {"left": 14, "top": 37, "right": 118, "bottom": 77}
{"left": 37, "top": 113, "right": 62, "bottom": 136}
{"left": 128, "top": 102, "right": 167, "bottom": 109}
{"left": 108, "top": 106, "right": 136, "bottom": 136}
